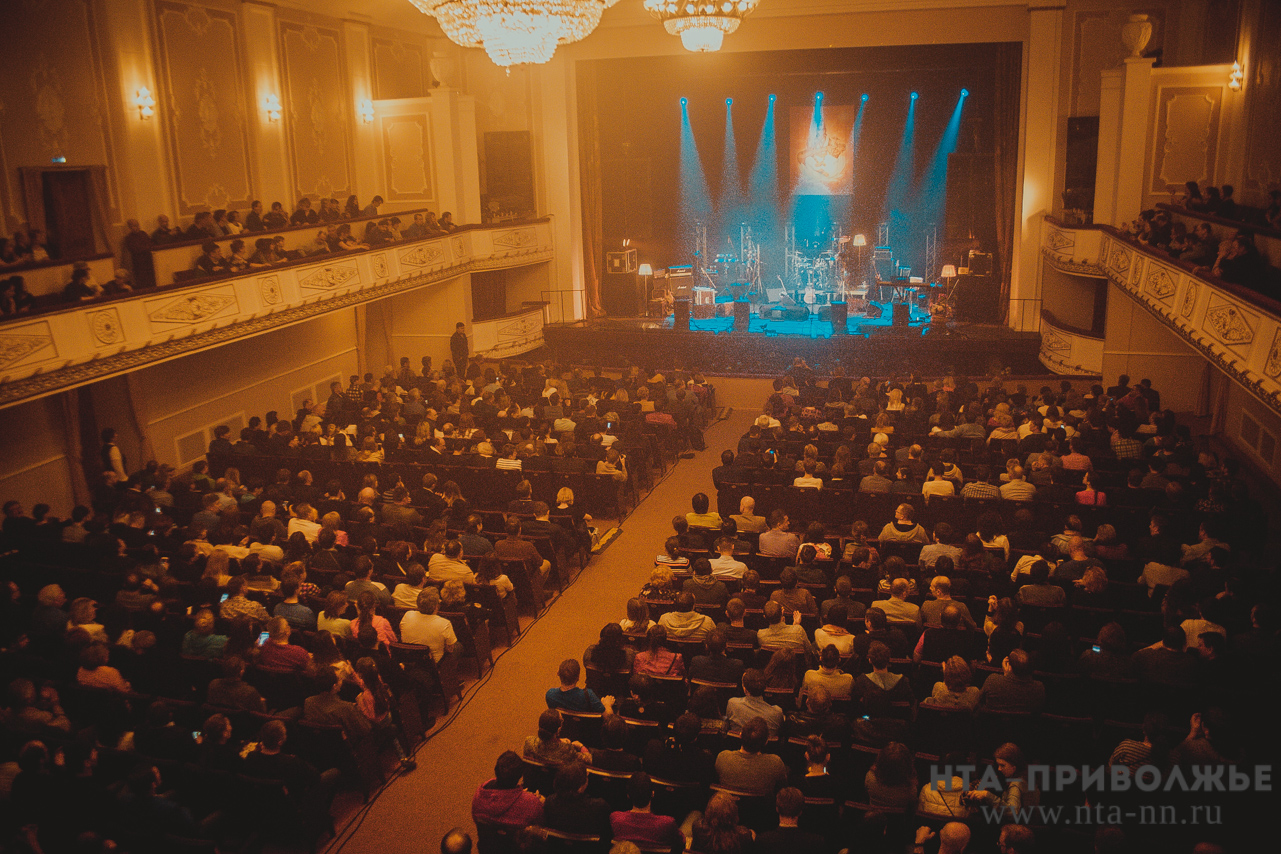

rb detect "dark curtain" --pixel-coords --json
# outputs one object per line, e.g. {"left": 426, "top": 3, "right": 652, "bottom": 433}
{"left": 991, "top": 42, "right": 1022, "bottom": 323}
{"left": 576, "top": 62, "right": 605, "bottom": 319}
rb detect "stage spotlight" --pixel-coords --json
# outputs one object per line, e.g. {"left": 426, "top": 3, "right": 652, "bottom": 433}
{"left": 681, "top": 97, "right": 688, "bottom": 106}
{"left": 815, "top": 92, "right": 823, "bottom": 101}
{"left": 911, "top": 91, "right": 919, "bottom": 100}
{"left": 769, "top": 94, "right": 776, "bottom": 102}
{"left": 961, "top": 88, "right": 969, "bottom": 97}
{"left": 861, "top": 93, "right": 869, "bottom": 102}
{"left": 726, "top": 98, "right": 733, "bottom": 106}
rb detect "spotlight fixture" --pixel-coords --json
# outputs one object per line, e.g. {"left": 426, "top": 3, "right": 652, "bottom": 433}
{"left": 769, "top": 94, "right": 776, "bottom": 102}
{"left": 861, "top": 93, "right": 869, "bottom": 102}
{"left": 409, "top": 0, "right": 620, "bottom": 68}
{"left": 681, "top": 97, "right": 688, "bottom": 106}
{"left": 263, "top": 93, "right": 282, "bottom": 122}
{"left": 910, "top": 92, "right": 919, "bottom": 100}
{"left": 134, "top": 86, "right": 156, "bottom": 120}
{"left": 358, "top": 98, "right": 375, "bottom": 124}
{"left": 644, "top": 0, "right": 762, "bottom": 53}
{"left": 960, "top": 88, "right": 969, "bottom": 97}
{"left": 1228, "top": 61, "right": 1243, "bottom": 91}
{"left": 726, "top": 98, "right": 733, "bottom": 106}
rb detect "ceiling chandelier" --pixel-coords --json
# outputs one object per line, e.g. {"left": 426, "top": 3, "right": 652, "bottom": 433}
{"left": 643, "top": 0, "right": 761, "bottom": 53}
{"left": 409, "top": 0, "right": 620, "bottom": 68}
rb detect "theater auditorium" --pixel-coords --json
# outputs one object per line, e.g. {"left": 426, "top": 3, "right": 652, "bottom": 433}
{"left": 0, "top": 2, "right": 1277, "bottom": 853}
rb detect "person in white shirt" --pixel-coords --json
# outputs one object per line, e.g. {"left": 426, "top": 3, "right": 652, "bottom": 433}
{"left": 709, "top": 537, "right": 748, "bottom": 580}
{"left": 793, "top": 460, "right": 823, "bottom": 489}
{"left": 399, "top": 588, "right": 459, "bottom": 662}
{"left": 921, "top": 468, "right": 956, "bottom": 501}
{"left": 428, "top": 539, "right": 476, "bottom": 583}
{"left": 287, "top": 503, "right": 322, "bottom": 543}
{"left": 392, "top": 563, "right": 429, "bottom": 609}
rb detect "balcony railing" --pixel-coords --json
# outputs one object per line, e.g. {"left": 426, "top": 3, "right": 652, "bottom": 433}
{"left": 0, "top": 219, "right": 553, "bottom": 408}
{"left": 1042, "top": 217, "right": 1281, "bottom": 418}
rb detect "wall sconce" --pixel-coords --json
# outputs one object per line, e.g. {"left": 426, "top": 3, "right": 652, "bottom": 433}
{"left": 263, "top": 93, "right": 282, "bottom": 122}
{"left": 1228, "top": 61, "right": 1243, "bottom": 91}
{"left": 358, "top": 98, "right": 375, "bottom": 124}
{"left": 134, "top": 86, "right": 155, "bottom": 120}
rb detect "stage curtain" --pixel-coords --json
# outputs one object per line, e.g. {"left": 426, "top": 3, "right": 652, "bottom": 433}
{"left": 991, "top": 42, "right": 1022, "bottom": 323}
{"left": 576, "top": 62, "right": 606, "bottom": 319}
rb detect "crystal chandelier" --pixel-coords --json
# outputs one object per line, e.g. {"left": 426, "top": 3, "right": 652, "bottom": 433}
{"left": 409, "top": 0, "right": 619, "bottom": 68}
{"left": 643, "top": 0, "right": 761, "bottom": 53}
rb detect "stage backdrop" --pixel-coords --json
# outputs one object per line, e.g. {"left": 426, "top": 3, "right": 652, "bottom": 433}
{"left": 582, "top": 43, "right": 1019, "bottom": 306}
{"left": 790, "top": 105, "right": 856, "bottom": 197}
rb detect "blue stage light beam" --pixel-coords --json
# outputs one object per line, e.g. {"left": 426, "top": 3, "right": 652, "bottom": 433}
{"left": 883, "top": 90, "right": 919, "bottom": 261}
{"left": 719, "top": 96, "right": 743, "bottom": 238}
{"left": 910, "top": 90, "right": 967, "bottom": 274}
{"left": 679, "top": 98, "right": 713, "bottom": 257}
{"left": 747, "top": 93, "right": 780, "bottom": 245}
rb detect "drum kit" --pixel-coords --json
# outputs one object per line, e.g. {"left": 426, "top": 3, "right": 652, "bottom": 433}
{"left": 783, "top": 232, "right": 855, "bottom": 308}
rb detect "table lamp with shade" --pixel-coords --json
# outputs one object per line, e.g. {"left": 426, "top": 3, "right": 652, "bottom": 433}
{"left": 852, "top": 234, "right": 867, "bottom": 287}
{"left": 638, "top": 263, "right": 654, "bottom": 316}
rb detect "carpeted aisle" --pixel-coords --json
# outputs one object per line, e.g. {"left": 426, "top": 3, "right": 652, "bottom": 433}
{"left": 329, "top": 409, "right": 756, "bottom": 854}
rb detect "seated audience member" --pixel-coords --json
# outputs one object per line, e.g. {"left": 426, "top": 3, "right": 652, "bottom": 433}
{"left": 523, "top": 709, "right": 591, "bottom": 768}
{"left": 715, "top": 715, "right": 787, "bottom": 795}
{"left": 399, "top": 588, "right": 460, "bottom": 662}
{"left": 546, "top": 658, "right": 613, "bottom": 713}
{"left": 724, "top": 669, "right": 784, "bottom": 736}
{"left": 684, "top": 557, "right": 730, "bottom": 606}
{"left": 801, "top": 644, "right": 854, "bottom": 701}
{"left": 633, "top": 624, "right": 686, "bottom": 677}
{"left": 754, "top": 787, "right": 825, "bottom": 854}
{"left": 927, "top": 656, "right": 981, "bottom": 710}
{"left": 878, "top": 503, "right": 929, "bottom": 543}
{"left": 472, "top": 750, "right": 544, "bottom": 829}
{"left": 689, "top": 629, "right": 746, "bottom": 684}
{"left": 657, "top": 592, "right": 715, "bottom": 641}
{"left": 609, "top": 773, "right": 685, "bottom": 849}
{"left": 978, "top": 649, "right": 1046, "bottom": 713}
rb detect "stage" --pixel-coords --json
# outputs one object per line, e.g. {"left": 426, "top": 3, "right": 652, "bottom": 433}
{"left": 543, "top": 309, "right": 1044, "bottom": 376}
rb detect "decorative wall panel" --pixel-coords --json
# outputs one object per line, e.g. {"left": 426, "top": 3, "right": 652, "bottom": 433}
{"left": 381, "top": 115, "right": 434, "bottom": 202}
{"left": 0, "top": 0, "right": 119, "bottom": 228}
{"left": 278, "top": 21, "right": 353, "bottom": 202}
{"left": 1069, "top": 5, "right": 1167, "bottom": 117}
{"left": 372, "top": 36, "right": 429, "bottom": 101}
{"left": 154, "top": 2, "right": 254, "bottom": 215}
{"left": 1150, "top": 86, "right": 1222, "bottom": 196}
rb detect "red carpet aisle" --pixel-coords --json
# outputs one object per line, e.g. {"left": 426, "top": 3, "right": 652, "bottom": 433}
{"left": 329, "top": 410, "right": 756, "bottom": 854}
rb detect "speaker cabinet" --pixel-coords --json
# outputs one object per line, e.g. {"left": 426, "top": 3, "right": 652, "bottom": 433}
{"left": 603, "top": 270, "right": 643, "bottom": 316}
{"left": 733, "top": 300, "right": 750, "bottom": 332}
{"left": 892, "top": 302, "right": 910, "bottom": 327}
{"left": 829, "top": 301, "right": 848, "bottom": 333}
{"left": 674, "top": 298, "right": 690, "bottom": 330}
{"left": 953, "top": 274, "right": 1001, "bottom": 323}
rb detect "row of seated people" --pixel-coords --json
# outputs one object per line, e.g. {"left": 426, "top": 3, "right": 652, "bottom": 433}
{"left": 1121, "top": 207, "right": 1273, "bottom": 291}
{"left": 0, "top": 475, "right": 601, "bottom": 851}
{"left": 468, "top": 628, "right": 1257, "bottom": 852}
{"left": 467, "top": 366, "right": 1278, "bottom": 853}
{"left": 1175, "top": 182, "right": 1281, "bottom": 233}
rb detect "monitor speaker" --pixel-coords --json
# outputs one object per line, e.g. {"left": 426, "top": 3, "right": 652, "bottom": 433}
{"left": 674, "top": 299, "right": 690, "bottom": 330}
{"left": 892, "top": 302, "right": 910, "bottom": 327}
{"left": 830, "top": 301, "right": 848, "bottom": 333}
{"left": 733, "top": 300, "right": 750, "bottom": 332}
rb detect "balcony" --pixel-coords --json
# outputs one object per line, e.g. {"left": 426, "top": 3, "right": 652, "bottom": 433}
{"left": 0, "top": 220, "right": 553, "bottom": 408}
{"left": 1042, "top": 217, "right": 1281, "bottom": 418}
